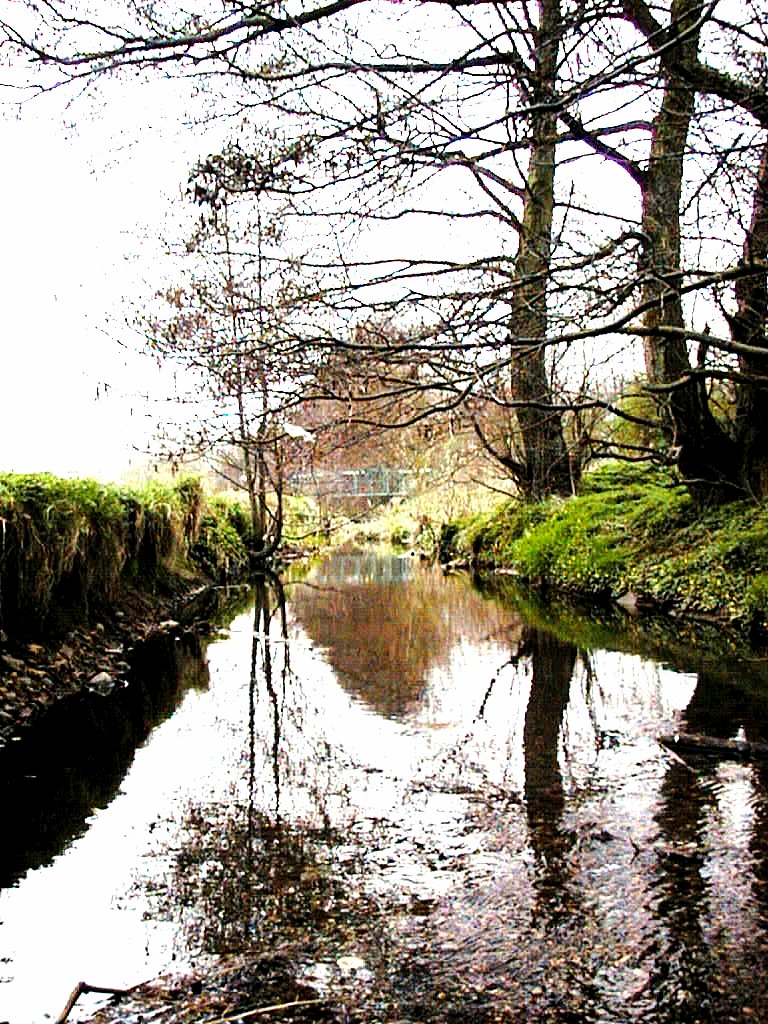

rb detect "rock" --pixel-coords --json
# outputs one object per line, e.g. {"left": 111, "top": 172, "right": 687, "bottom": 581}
{"left": 616, "top": 591, "right": 640, "bottom": 612}
{"left": 158, "top": 620, "right": 180, "bottom": 632}
{"left": 87, "top": 671, "right": 115, "bottom": 695}
{"left": 1, "top": 654, "right": 26, "bottom": 673}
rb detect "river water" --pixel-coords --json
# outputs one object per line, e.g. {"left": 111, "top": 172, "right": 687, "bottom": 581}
{"left": 1, "top": 550, "right": 767, "bottom": 1023}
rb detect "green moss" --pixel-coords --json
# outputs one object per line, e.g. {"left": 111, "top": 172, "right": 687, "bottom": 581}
{"left": 443, "top": 461, "right": 768, "bottom": 630}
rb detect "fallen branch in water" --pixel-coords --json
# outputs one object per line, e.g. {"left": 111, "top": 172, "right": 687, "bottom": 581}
{"left": 205, "top": 998, "right": 325, "bottom": 1024}
{"left": 658, "top": 732, "right": 768, "bottom": 763}
{"left": 55, "top": 981, "right": 142, "bottom": 1024}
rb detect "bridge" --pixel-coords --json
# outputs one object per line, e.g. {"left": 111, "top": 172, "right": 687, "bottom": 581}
{"left": 288, "top": 467, "right": 417, "bottom": 501}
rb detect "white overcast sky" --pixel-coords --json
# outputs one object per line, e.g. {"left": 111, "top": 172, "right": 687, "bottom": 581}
{"left": 0, "top": 12, "right": 657, "bottom": 485}
{"left": 0, "top": 78, "right": 215, "bottom": 481}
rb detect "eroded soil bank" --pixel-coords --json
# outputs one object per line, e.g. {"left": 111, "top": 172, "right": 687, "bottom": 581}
{"left": 0, "top": 472, "right": 265, "bottom": 747}
{"left": 0, "top": 580, "right": 215, "bottom": 748}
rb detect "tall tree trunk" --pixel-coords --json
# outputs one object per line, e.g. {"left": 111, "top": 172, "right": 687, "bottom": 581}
{"left": 507, "top": 0, "right": 572, "bottom": 500}
{"left": 637, "top": 0, "right": 739, "bottom": 503}
{"left": 733, "top": 140, "right": 768, "bottom": 499}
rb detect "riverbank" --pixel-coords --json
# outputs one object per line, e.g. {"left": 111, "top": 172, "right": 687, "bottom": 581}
{"left": 0, "top": 473, "right": 258, "bottom": 746}
{"left": 438, "top": 463, "right": 768, "bottom": 639}
{"left": 434, "top": 466, "right": 768, "bottom": 638}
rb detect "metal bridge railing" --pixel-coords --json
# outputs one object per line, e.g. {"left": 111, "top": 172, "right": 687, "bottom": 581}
{"left": 288, "top": 467, "right": 414, "bottom": 499}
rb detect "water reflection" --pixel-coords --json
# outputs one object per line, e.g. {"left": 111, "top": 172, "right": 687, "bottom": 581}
{"left": 251, "top": 570, "right": 290, "bottom": 818}
{"left": 0, "top": 630, "right": 208, "bottom": 889}
{"left": 288, "top": 552, "right": 519, "bottom": 718}
{"left": 4, "top": 551, "right": 768, "bottom": 1024}
{"left": 521, "top": 629, "right": 579, "bottom": 925}
{"left": 649, "top": 759, "right": 716, "bottom": 1021}
{"left": 149, "top": 553, "right": 768, "bottom": 1021}
{"left": 478, "top": 573, "right": 768, "bottom": 743}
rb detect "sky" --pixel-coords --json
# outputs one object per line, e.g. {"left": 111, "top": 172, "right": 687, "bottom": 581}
{"left": 0, "top": 10, "right": 655, "bottom": 485}
{"left": 0, "top": 78, "right": 212, "bottom": 481}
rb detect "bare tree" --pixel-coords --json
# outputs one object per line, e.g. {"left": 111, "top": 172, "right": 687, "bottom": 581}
{"left": 4, "top": 0, "right": 767, "bottom": 504}
{"left": 145, "top": 154, "right": 320, "bottom": 558}
{"left": 619, "top": 0, "right": 768, "bottom": 502}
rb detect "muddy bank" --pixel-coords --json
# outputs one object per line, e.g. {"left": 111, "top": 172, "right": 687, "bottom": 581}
{"left": 0, "top": 588, "right": 177, "bottom": 745}
{"left": 0, "top": 472, "right": 270, "bottom": 745}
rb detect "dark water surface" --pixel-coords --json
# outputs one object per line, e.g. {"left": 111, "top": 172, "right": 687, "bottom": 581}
{"left": 1, "top": 551, "right": 767, "bottom": 1023}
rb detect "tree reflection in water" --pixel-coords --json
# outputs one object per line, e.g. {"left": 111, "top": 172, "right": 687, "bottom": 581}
{"left": 250, "top": 569, "right": 290, "bottom": 821}
{"left": 648, "top": 758, "right": 717, "bottom": 1021}
{"left": 134, "top": 557, "right": 768, "bottom": 1024}
{"left": 520, "top": 628, "right": 579, "bottom": 926}
{"left": 752, "top": 766, "right": 768, "bottom": 936}
{"left": 165, "top": 571, "right": 378, "bottom": 967}
{"left": 287, "top": 554, "right": 517, "bottom": 718}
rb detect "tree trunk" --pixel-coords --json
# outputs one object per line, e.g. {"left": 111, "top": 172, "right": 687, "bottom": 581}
{"left": 659, "top": 732, "right": 768, "bottom": 764}
{"left": 733, "top": 140, "right": 768, "bottom": 499}
{"left": 506, "top": 0, "right": 573, "bottom": 501}
{"left": 638, "top": 0, "right": 740, "bottom": 504}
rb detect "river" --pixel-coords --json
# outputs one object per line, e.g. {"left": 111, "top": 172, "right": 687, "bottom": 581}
{"left": 0, "top": 550, "right": 767, "bottom": 1023}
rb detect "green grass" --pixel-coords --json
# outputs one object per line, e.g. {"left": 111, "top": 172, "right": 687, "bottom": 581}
{"left": 442, "top": 462, "right": 768, "bottom": 631}
{"left": 0, "top": 473, "right": 253, "bottom": 638}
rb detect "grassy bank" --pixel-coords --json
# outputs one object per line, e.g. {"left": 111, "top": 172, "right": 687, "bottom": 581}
{"left": 439, "top": 463, "right": 768, "bottom": 635}
{"left": 0, "top": 473, "right": 256, "bottom": 640}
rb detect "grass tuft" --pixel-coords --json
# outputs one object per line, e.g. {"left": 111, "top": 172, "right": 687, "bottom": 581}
{"left": 0, "top": 473, "right": 252, "bottom": 639}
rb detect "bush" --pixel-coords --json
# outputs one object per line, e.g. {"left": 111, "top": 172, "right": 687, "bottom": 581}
{"left": 190, "top": 504, "right": 251, "bottom": 581}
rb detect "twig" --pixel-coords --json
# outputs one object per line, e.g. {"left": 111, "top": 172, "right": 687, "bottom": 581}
{"left": 205, "top": 998, "right": 325, "bottom": 1024}
{"left": 55, "top": 981, "right": 142, "bottom": 1024}
{"left": 657, "top": 738, "right": 696, "bottom": 773}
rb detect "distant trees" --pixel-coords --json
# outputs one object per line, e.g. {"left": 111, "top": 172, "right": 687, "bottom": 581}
{"left": 4, "top": 0, "right": 768, "bottom": 505}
